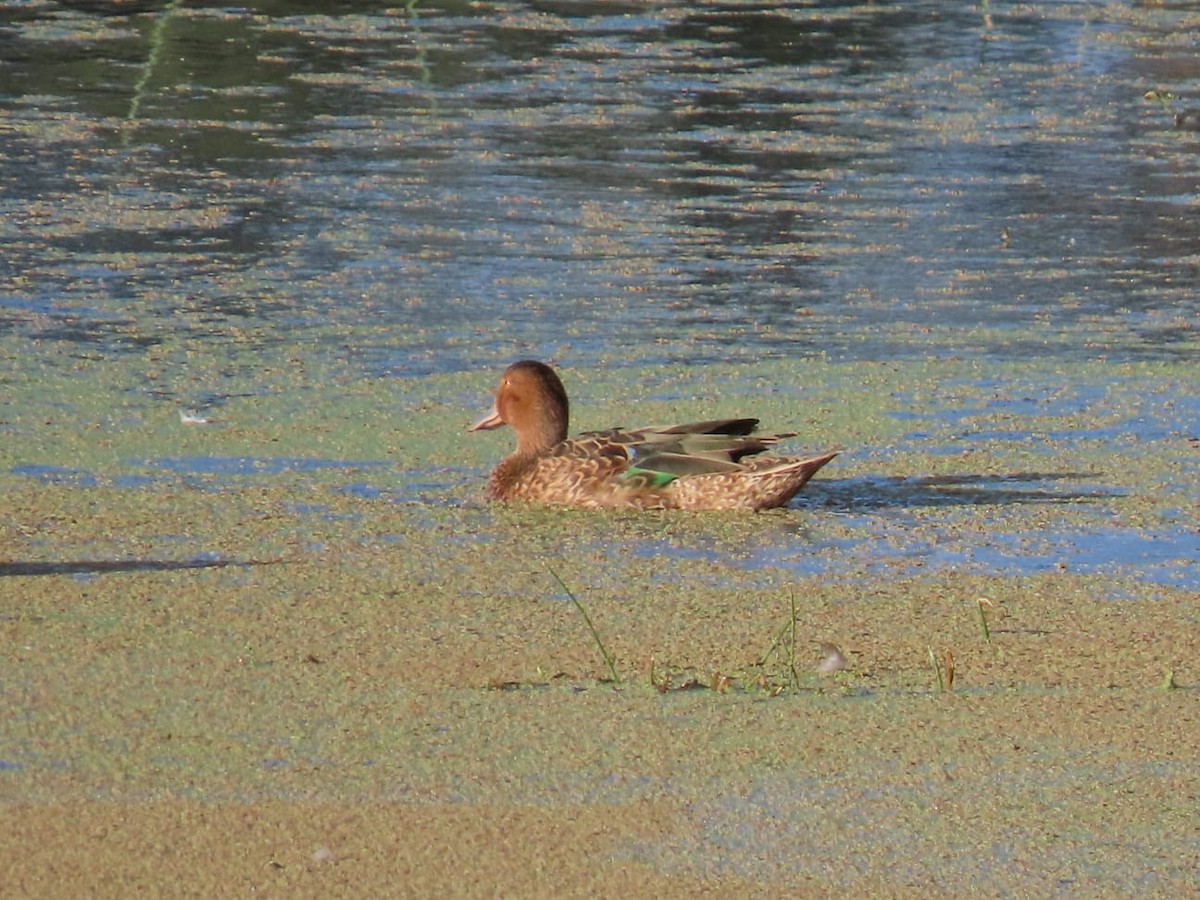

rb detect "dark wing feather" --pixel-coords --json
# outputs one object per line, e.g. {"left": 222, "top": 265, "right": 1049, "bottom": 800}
{"left": 573, "top": 419, "right": 801, "bottom": 485}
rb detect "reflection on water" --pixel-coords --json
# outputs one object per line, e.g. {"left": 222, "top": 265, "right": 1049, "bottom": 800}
{"left": 2, "top": 0, "right": 1199, "bottom": 374}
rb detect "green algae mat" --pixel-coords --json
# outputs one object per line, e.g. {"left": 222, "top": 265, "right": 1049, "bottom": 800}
{"left": 2, "top": 349, "right": 1197, "bottom": 894}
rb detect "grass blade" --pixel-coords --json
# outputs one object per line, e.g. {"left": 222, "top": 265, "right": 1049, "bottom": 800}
{"left": 546, "top": 565, "right": 620, "bottom": 684}
{"left": 928, "top": 646, "right": 945, "bottom": 692}
{"left": 976, "top": 597, "right": 993, "bottom": 644}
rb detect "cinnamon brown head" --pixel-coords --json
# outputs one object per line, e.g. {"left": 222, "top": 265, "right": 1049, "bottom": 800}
{"left": 468, "top": 360, "right": 570, "bottom": 456}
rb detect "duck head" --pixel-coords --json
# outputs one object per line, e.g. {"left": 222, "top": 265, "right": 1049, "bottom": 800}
{"left": 469, "top": 360, "right": 570, "bottom": 456}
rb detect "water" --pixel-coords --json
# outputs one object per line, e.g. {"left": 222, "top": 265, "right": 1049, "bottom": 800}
{"left": 1, "top": 0, "right": 1197, "bottom": 586}
{"left": 4, "top": 1, "right": 1198, "bottom": 368}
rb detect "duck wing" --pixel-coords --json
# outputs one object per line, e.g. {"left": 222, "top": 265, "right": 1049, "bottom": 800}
{"left": 573, "top": 419, "right": 800, "bottom": 488}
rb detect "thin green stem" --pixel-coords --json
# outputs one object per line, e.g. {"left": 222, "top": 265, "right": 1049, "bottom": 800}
{"left": 547, "top": 565, "right": 620, "bottom": 684}
{"left": 976, "top": 598, "right": 992, "bottom": 644}
{"left": 128, "top": 0, "right": 184, "bottom": 123}
{"left": 788, "top": 587, "right": 800, "bottom": 687}
{"left": 758, "top": 616, "right": 793, "bottom": 668}
{"left": 928, "top": 647, "right": 945, "bottom": 692}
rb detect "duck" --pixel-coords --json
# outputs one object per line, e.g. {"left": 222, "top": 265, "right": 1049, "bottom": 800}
{"left": 468, "top": 360, "right": 838, "bottom": 510}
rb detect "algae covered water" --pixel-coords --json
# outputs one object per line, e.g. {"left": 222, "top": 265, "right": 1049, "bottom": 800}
{"left": 3, "top": 0, "right": 1196, "bottom": 582}
{"left": 2, "top": 2, "right": 1199, "bottom": 893}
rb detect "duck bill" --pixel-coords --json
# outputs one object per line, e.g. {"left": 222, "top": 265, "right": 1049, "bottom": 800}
{"left": 468, "top": 403, "right": 505, "bottom": 432}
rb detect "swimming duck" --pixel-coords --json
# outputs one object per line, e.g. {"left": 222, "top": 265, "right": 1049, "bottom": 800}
{"left": 468, "top": 360, "right": 838, "bottom": 510}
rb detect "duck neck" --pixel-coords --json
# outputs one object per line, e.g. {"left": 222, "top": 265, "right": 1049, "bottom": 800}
{"left": 515, "top": 401, "right": 568, "bottom": 457}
